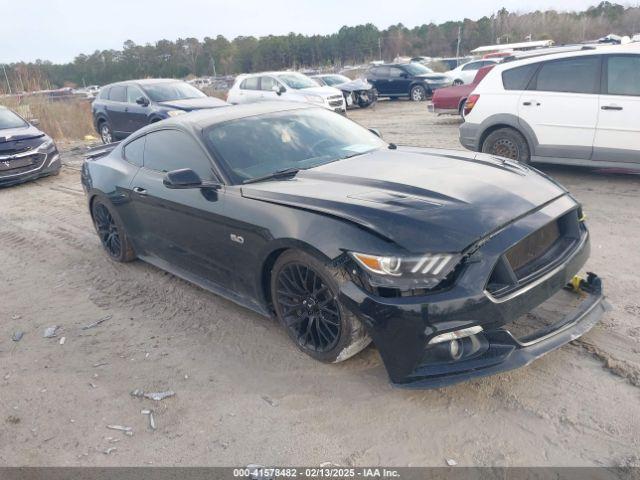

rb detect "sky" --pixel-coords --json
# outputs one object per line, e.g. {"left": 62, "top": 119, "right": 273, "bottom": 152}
{"left": 0, "top": 0, "right": 620, "bottom": 63}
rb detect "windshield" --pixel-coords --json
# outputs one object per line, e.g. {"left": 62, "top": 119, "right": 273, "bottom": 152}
{"left": 142, "top": 82, "right": 206, "bottom": 102}
{"left": 404, "top": 63, "right": 434, "bottom": 75}
{"left": 321, "top": 75, "right": 350, "bottom": 86}
{"left": 0, "top": 108, "right": 28, "bottom": 130}
{"left": 275, "top": 73, "right": 319, "bottom": 90}
{"left": 204, "top": 108, "right": 386, "bottom": 184}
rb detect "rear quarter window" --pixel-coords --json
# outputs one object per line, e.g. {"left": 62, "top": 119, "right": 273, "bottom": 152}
{"left": 123, "top": 135, "right": 145, "bottom": 167}
{"left": 502, "top": 64, "right": 537, "bottom": 90}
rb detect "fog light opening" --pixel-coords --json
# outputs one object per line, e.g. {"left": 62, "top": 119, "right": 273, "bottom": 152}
{"left": 428, "top": 325, "right": 484, "bottom": 345}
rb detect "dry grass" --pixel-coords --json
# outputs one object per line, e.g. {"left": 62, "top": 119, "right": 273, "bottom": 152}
{"left": 0, "top": 96, "right": 95, "bottom": 141}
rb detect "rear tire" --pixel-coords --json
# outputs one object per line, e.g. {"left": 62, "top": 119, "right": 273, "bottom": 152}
{"left": 99, "top": 121, "right": 113, "bottom": 144}
{"left": 458, "top": 98, "right": 467, "bottom": 119}
{"left": 481, "top": 127, "right": 531, "bottom": 164}
{"left": 271, "top": 250, "right": 371, "bottom": 363}
{"left": 91, "top": 199, "right": 136, "bottom": 262}
{"left": 410, "top": 85, "right": 427, "bottom": 102}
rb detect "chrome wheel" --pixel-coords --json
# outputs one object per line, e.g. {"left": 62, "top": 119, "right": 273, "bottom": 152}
{"left": 411, "top": 86, "right": 426, "bottom": 102}
{"left": 100, "top": 124, "right": 112, "bottom": 144}
{"left": 275, "top": 262, "right": 341, "bottom": 352}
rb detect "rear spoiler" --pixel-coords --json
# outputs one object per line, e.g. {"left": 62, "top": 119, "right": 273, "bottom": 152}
{"left": 84, "top": 141, "right": 120, "bottom": 160}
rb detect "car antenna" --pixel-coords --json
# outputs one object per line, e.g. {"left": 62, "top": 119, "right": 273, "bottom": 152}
{"left": 388, "top": 143, "right": 398, "bottom": 150}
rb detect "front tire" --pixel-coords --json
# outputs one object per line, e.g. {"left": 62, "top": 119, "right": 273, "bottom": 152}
{"left": 481, "top": 127, "right": 531, "bottom": 163}
{"left": 410, "top": 85, "right": 427, "bottom": 102}
{"left": 271, "top": 250, "right": 371, "bottom": 363}
{"left": 91, "top": 199, "right": 136, "bottom": 262}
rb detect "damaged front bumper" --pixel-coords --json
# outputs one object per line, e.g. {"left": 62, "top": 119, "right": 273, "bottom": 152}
{"left": 339, "top": 201, "right": 607, "bottom": 388}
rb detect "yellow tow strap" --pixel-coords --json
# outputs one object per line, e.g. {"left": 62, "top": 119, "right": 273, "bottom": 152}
{"left": 569, "top": 275, "right": 583, "bottom": 293}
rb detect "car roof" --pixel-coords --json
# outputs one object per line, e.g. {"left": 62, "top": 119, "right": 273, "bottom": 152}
{"left": 104, "top": 78, "right": 181, "bottom": 87}
{"left": 493, "top": 42, "right": 640, "bottom": 72}
{"left": 137, "top": 102, "right": 316, "bottom": 133}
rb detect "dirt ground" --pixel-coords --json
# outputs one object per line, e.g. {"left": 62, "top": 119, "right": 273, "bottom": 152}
{"left": 1, "top": 100, "right": 639, "bottom": 467}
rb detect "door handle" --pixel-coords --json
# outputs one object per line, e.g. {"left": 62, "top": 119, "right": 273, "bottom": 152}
{"left": 133, "top": 187, "right": 147, "bottom": 195}
{"left": 601, "top": 105, "right": 623, "bottom": 111}
{"left": 522, "top": 101, "right": 541, "bottom": 106}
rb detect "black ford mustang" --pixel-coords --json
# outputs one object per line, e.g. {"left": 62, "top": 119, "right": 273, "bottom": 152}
{"left": 81, "top": 102, "right": 606, "bottom": 388}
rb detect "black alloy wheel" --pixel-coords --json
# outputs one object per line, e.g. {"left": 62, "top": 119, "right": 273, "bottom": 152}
{"left": 93, "top": 203, "right": 121, "bottom": 258}
{"left": 275, "top": 262, "right": 341, "bottom": 353}
{"left": 91, "top": 200, "right": 136, "bottom": 262}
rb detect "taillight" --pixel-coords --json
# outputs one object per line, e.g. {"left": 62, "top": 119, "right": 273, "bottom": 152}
{"left": 464, "top": 94, "right": 480, "bottom": 116}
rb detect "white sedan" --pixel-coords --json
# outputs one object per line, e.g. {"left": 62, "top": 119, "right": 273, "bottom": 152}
{"left": 446, "top": 59, "right": 499, "bottom": 85}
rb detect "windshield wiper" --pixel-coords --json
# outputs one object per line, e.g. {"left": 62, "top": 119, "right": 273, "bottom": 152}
{"left": 243, "top": 167, "right": 301, "bottom": 184}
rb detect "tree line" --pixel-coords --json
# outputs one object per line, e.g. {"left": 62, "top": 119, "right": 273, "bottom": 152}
{"left": 2, "top": 1, "right": 639, "bottom": 93}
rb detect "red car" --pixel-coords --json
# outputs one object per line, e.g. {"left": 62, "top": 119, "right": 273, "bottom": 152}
{"left": 428, "top": 65, "right": 494, "bottom": 117}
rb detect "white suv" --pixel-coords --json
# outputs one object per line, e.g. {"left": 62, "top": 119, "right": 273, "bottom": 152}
{"left": 460, "top": 44, "right": 640, "bottom": 171}
{"left": 227, "top": 72, "right": 346, "bottom": 113}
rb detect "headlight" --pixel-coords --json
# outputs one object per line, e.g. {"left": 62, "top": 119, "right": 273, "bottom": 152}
{"left": 167, "top": 110, "right": 186, "bottom": 117}
{"left": 37, "top": 138, "right": 56, "bottom": 152}
{"left": 350, "top": 251, "right": 462, "bottom": 289}
{"left": 303, "top": 95, "right": 325, "bottom": 105}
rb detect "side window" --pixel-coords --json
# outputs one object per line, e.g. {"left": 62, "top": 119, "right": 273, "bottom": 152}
{"left": 502, "top": 64, "right": 537, "bottom": 91}
{"left": 109, "top": 85, "right": 126, "bottom": 102}
{"left": 143, "top": 130, "right": 214, "bottom": 180}
{"left": 123, "top": 135, "right": 145, "bottom": 167}
{"left": 126, "top": 85, "right": 145, "bottom": 104}
{"left": 371, "top": 67, "right": 389, "bottom": 77}
{"left": 260, "top": 76, "right": 278, "bottom": 91}
{"left": 533, "top": 56, "right": 600, "bottom": 94}
{"left": 240, "top": 77, "right": 259, "bottom": 90}
{"left": 389, "top": 67, "right": 404, "bottom": 78}
{"left": 606, "top": 55, "right": 640, "bottom": 96}
{"left": 462, "top": 62, "right": 480, "bottom": 71}
{"left": 98, "top": 87, "right": 110, "bottom": 99}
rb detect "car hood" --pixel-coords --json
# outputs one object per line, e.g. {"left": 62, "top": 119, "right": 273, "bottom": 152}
{"left": 333, "top": 78, "right": 373, "bottom": 92}
{"left": 159, "top": 97, "right": 229, "bottom": 111}
{"left": 416, "top": 73, "right": 450, "bottom": 82}
{"left": 0, "top": 125, "right": 46, "bottom": 154}
{"left": 241, "top": 147, "right": 569, "bottom": 253}
{"left": 299, "top": 85, "right": 343, "bottom": 97}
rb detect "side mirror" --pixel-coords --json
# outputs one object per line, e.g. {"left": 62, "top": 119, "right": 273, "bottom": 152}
{"left": 369, "top": 128, "right": 382, "bottom": 139}
{"left": 136, "top": 96, "right": 149, "bottom": 106}
{"left": 400, "top": 73, "right": 409, "bottom": 79}
{"left": 272, "top": 85, "right": 285, "bottom": 95}
{"left": 29, "top": 118, "right": 40, "bottom": 126}
{"left": 163, "top": 168, "right": 221, "bottom": 190}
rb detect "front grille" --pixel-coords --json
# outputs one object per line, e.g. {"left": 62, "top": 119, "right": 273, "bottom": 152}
{"left": 486, "top": 210, "right": 582, "bottom": 297}
{"left": 328, "top": 95, "right": 344, "bottom": 107}
{"left": 505, "top": 220, "right": 560, "bottom": 277}
{"left": 0, "top": 152, "right": 46, "bottom": 177}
